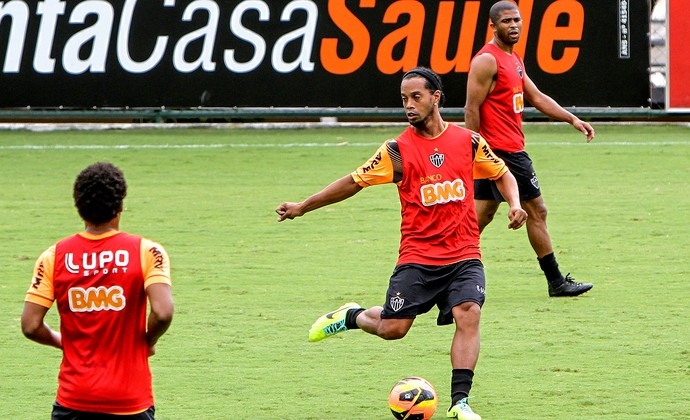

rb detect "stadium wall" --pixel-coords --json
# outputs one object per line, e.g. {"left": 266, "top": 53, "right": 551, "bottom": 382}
{"left": 0, "top": 0, "right": 674, "bottom": 121}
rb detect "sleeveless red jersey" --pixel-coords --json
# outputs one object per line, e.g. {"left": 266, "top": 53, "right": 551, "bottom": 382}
{"left": 475, "top": 43, "right": 526, "bottom": 153}
{"left": 52, "top": 232, "right": 153, "bottom": 413}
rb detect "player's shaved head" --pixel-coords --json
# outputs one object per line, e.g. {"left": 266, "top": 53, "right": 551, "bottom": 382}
{"left": 490, "top": 1, "right": 519, "bottom": 24}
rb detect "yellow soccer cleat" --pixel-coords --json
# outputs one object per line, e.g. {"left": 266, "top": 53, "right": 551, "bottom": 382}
{"left": 447, "top": 398, "right": 481, "bottom": 420}
{"left": 308, "top": 302, "right": 361, "bottom": 342}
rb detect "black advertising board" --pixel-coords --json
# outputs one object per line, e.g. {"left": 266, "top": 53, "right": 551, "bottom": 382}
{"left": 0, "top": 0, "right": 649, "bottom": 108}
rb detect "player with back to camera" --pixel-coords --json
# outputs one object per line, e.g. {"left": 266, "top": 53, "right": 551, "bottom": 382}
{"left": 276, "top": 67, "right": 528, "bottom": 419}
{"left": 21, "top": 162, "right": 174, "bottom": 419}
{"left": 465, "top": 0, "right": 595, "bottom": 297}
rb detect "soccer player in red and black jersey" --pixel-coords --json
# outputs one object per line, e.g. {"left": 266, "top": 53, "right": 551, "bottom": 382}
{"left": 22, "top": 162, "right": 173, "bottom": 419}
{"left": 276, "top": 67, "right": 527, "bottom": 419}
{"left": 465, "top": 1, "right": 595, "bottom": 297}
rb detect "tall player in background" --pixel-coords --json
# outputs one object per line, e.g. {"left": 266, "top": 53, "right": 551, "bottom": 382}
{"left": 465, "top": 1, "right": 595, "bottom": 297}
{"left": 21, "top": 162, "right": 174, "bottom": 419}
{"left": 277, "top": 67, "right": 527, "bottom": 419}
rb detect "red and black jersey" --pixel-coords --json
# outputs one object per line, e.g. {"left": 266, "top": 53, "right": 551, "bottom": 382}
{"left": 352, "top": 123, "right": 508, "bottom": 266}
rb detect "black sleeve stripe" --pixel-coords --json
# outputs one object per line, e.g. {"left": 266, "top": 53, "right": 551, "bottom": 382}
{"left": 470, "top": 132, "right": 481, "bottom": 161}
{"left": 386, "top": 140, "right": 403, "bottom": 183}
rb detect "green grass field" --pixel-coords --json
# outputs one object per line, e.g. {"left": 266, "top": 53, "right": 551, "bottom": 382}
{"left": 1, "top": 123, "right": 688, "bottom": 419}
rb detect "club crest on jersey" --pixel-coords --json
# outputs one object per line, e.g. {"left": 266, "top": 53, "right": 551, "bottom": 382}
{"left": 429, "top": 151, "right": 444, "bottom": 168}
{"left": 517, "top": 65, "right": 524, "bottom": 78}
{"left": 390, "top": 294, "right": 405, "bottom": 312}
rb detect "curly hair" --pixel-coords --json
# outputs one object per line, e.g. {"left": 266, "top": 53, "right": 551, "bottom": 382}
{"left": 73, "top": 162, "right": 127, "bottom": 225}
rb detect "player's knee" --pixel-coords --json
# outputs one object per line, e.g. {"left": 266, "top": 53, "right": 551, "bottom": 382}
{"left": 524, "top": 198, "right": 548, "bottom": 221}
{"left": 380, "top": 330, "right": 407, "bottom": 340}
{"left": 378, "top": 323, "right": 409, "bottom": 340}
{"left": 453, "top": 303, "right": 481, "bottom": 329}
{"left": 531, "top": 203, "right": 548, "bottom": 222}
{"left": 465, "top": 304, "right": 481, "bottom": 321}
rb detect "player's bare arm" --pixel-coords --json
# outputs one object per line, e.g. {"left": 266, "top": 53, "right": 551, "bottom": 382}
{"left": 523, "top": 73, "right": 595, "bottom": 142}
{"left": 464, "top": 53, "right": 497, "bottom": 133}
{"left": 276, "top": 175, "right": 363, "bottom": 222}
{"left": 146, "top": 283, "right": 174, "bottom": 356}
{"left": 493, "top": 171, "right": 528, "bottom": 230}
{"left": 21, "top": 302, "right": 62, "bottom": 349}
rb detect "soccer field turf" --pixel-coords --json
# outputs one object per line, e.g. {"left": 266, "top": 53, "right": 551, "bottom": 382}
{"left": 1, "top": 123, "right": 688, "bottom": 419}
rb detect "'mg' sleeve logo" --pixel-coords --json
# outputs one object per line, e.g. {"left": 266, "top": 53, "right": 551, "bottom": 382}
{"left": 68, "top": 286, "right": 126, "bottom": 312}
{"left": 420, "top": 179, "right": 466, "bottom": 206}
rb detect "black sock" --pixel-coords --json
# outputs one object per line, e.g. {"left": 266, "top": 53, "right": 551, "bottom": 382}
{"left": 538, "top": 252, "right": 563, "bottom": 283}
{"left": 345, "top": 308, "right": 364, "bottom": 330}
{"left": 450, "top": 368, "right": 474, "bottom": 406}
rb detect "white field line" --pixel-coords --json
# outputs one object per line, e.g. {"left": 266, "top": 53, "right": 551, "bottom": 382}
{"left": 0, "top": 121, "right": 688, "bottom": 149}
{"left": 0, "top": 121, "right": 687, "bottom": 132}
{"left": 1, "top": 141, "right": 690, "bottom": 150}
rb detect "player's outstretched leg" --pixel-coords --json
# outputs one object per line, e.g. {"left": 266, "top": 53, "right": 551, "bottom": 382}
{"left": 308, "top": 302, "right": 361, "bottom": 342}
{"left": 447, "top": 397, "right": 481, "bottom": 420}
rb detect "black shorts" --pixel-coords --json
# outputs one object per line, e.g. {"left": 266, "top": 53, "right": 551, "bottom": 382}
{"left": 474, "top": 150, "right": 541, "bottom": 202}
{"left": 380, "top": 259, "right": 486, "bottom": 326}
{"left": 52, "top": 402, "right": 155, "bottom": 420}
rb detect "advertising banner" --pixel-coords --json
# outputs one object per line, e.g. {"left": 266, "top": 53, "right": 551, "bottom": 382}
{"left": 0, "top": 0, "right": 649, "bottom": 109}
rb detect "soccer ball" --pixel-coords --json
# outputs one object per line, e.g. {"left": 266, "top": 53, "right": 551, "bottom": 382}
{"left": 388, "top": 377, "right": 438, "bottom": 420}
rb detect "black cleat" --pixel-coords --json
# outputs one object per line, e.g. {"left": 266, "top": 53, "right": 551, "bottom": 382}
{"left": 548, "top": 273, "right": 593, "bottom": 297}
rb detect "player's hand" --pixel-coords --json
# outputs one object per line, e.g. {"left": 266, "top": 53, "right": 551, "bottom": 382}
{"left": 574, "top": 119, "right": 595, "bottom": 143}
{"left": 148, "top": 345, "right": 156, "bottom": 357}
{"left": 275, "top": 202, "right": 303, "bottom": 222}
{"left": 507, "top": 207, "right": 528, "bottom": 230}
